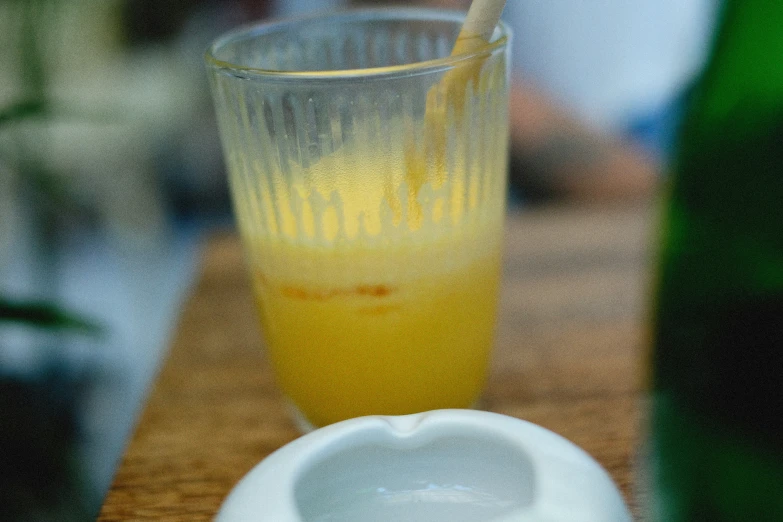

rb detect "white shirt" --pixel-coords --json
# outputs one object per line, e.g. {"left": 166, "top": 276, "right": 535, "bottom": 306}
{"left": 504, "top": 0, "right": 719, "bottom": 132}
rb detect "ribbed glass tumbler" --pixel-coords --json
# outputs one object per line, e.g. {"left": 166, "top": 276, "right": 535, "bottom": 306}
{"left": 205, "top": 8, "right": 511, "bottom": 430}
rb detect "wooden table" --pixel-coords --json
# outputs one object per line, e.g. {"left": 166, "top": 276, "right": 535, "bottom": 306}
{"left": 99, "top": 202, "right": 655, "bottom": 520}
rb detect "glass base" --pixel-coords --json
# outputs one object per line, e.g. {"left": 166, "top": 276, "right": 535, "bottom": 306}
{"left": 286, "top": 401, "right": 318, "bottom": 434}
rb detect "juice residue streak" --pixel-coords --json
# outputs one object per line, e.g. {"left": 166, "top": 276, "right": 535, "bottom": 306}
{"left": 238, "top": 34, "right": 505, "bottom": 427}
{"left": 399, "top": 30, "right": 492, "bottom": 225}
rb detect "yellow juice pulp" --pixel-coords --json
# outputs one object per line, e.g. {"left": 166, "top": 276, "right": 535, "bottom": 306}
{"left": 241, "top": 149, "right": 505, "bottom": 427}
{"left": 253, "top": 236, "right": 502, "bottom": 428}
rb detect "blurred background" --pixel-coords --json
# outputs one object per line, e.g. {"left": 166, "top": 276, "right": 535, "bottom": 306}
{"left": 0, "top": 0, "right": 716, "bottom": 519}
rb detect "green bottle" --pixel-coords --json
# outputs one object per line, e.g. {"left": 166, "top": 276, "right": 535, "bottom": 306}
{"left": 650, "top": 0, "right": 783, "bottom": 520}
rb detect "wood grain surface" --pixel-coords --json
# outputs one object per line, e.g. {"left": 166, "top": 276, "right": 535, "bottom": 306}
{"left": 99, "top": 202, "right": 656, "bottom": 521}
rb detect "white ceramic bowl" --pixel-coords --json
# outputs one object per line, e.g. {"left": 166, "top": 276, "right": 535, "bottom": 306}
{"left": 216, "top": 409, "right": 632, "bottom": 522}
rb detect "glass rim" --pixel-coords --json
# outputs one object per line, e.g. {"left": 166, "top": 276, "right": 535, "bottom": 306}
{"left": 204, "top": 7, "right": 510, "bottom": 82}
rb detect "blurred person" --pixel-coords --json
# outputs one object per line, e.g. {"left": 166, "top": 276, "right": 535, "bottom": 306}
{"left": 122, "top": 0, "right": 712, "bottom": 208}
{"left": 126, "top": 0, "right": 708, "bottom": 205}
{"left": 502, "top": 0, "right": 716, "bottom": 203}
{"left": 351, "top": 0, "right": 716, "bottom": 204}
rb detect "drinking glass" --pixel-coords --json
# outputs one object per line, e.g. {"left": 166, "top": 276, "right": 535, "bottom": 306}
{"left": 205, "top": 8, "right": 511, "bottom": 430}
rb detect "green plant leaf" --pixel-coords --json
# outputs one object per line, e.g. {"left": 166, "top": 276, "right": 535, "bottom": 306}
{"left": 0, "top": 99, "right": 47, "bottom": 127}
{"left": 0, "top": 298, "right": 103, "bottom": 335}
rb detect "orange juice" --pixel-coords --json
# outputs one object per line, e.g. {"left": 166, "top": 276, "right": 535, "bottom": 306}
{"left": 252, "top": 232, "right": 502, "bottom": 428}
{"left": 228, "top": 41, "right": 509, "bottom": 425}
{"left": 229, "top": 96, "right": 509, "bottom": 425}
{"left": 230, "top": 83, "right": 509, "bottom": 424}
{"left": 208, "top": 8, "right": 511, "bottom": 431}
